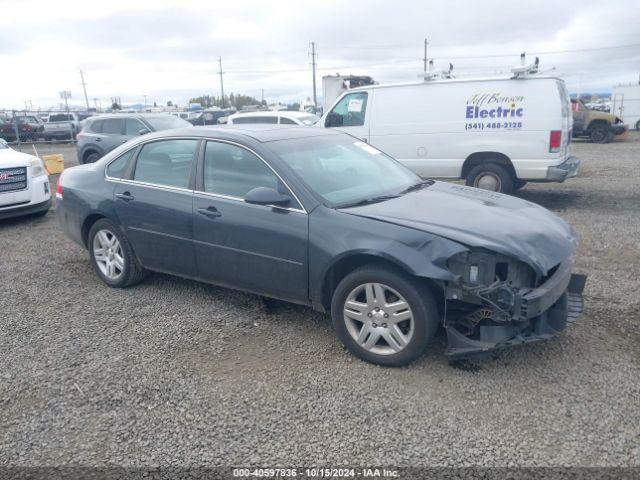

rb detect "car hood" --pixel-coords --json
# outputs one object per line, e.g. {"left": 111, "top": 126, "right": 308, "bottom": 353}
{"left": 0, "top": 148, "right": 35, "bottom": 168}
{"left": 339, "top": 181, "right": 577, "bottom": 276}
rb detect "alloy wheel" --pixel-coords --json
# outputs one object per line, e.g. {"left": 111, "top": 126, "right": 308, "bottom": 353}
{"left": 343, "top": 282, "right": 414, "bottom": 355}
{"left": 92, "top": 229, "right": 125, "bottom": 280}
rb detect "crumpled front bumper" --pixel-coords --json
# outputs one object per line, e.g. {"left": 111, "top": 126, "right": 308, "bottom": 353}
{"left": 445, "top": 265, "right": 587, "bottom": 359}
{"left": 546, "top": 156, "right": 581, "bottom": 182}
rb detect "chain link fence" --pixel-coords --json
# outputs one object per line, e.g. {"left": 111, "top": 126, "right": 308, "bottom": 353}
{"left": 0, "top": 109, "right": 97, "bottom": 147}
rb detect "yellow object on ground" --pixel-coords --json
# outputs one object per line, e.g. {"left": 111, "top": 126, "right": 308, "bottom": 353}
{"left": 42, "top": 154, "right": 65, "bottom": 174}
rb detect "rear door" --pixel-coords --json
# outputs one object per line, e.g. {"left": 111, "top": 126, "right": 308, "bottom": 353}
{"left": 323, "top": 91, "right": 371, "bottom": 143}
{"left": 100, "top": 118, "right": 128, "bottom": 153}
{"left": 112, "top": 138, "right": 199, "bottom": 276}
{"left": 192, "top": 139, "right": 308, "bottom": 301}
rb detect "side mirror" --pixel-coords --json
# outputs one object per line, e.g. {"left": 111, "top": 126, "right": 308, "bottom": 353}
{"left": 325, "top": 112, "right": 343, "bottom": 128}
{"left": 244, "top": 187, "right": 291, "bottom": 207}
{"left": 138, "top": 128, "right": 150, "bottom": 135}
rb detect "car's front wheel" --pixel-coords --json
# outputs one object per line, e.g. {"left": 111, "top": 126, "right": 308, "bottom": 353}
{"left": 88, "top": 219, "right": 145, "bottom": 288}
{"left": 331, "top": 265, "right": 439, "bottom": 367}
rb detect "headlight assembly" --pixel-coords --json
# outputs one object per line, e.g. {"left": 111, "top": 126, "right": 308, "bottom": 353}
{"left": 31, "top": 157, "right": 47, "bottom": 178}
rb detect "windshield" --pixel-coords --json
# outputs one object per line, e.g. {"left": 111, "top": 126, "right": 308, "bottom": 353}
{"left": 145, "top": 115, "right": 192, "bottom": 131}
{"left": 268, "top": 135, "right": 421, "bottom": 207}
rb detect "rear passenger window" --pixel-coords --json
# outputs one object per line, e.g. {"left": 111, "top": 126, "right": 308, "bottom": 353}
{"left": 133, "top": 139, "right": 198, "bottom": 188}
{"left": 89, "top": 119, "right": 103, "bottom": 133}
{"left": 280, "top": 117, "right": 297, "bottom": 125}
{"left": 102, "top": 118, "right": 123, "bottom": 135}
{"left": 106, "top": 149, "right": 135, "bottom": 179}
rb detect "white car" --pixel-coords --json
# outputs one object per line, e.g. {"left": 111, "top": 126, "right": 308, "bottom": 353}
{"left": 0, "top": 139, "right": 51, "bottom": 219}
{"left": 227, "top": 110, "right": 320, "bottom": 126}
{"left": 320, "top": 72, "right": 579, "bottom": 194}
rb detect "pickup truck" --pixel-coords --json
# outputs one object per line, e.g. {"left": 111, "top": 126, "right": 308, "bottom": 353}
{"left": 44, "top": 113, "right": 80, "bottom": 141}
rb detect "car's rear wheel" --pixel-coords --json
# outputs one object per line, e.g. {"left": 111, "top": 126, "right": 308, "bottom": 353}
{"left": 88, "top": 219, "right": 145, "bottom": 288}
{"left": 84, "top": 152, "right": 101, "bottom": 164}
{"left": 589, "top": 124, "right": 613, "bottom": 143}
{"left": 331, "top": 265, "right": 439, "bottom": 367}
{"left": 466, "top": 163, "right": 514, "bottom": 194}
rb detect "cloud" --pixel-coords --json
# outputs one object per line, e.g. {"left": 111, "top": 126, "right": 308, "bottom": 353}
{"left": 0, "top": 0, "right": 638, "bottom": 109}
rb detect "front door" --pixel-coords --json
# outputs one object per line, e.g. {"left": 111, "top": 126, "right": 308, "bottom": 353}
{"left": 192, "top": 140, "right": 308, "bottom": 302}
{"left": 324, "top": 91, "right": 371, "bottom": 143}
{"left": 113, "top": 138, "right": 199, "bottom": 276}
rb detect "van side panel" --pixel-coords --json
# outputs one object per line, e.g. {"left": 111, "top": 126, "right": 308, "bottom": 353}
{"left": 366, "top": 78, "right": 568, "bottom": 180}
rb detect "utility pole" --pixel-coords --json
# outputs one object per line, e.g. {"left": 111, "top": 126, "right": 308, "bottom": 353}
{"left": 218, "top": 57, "right": 226, "bottom": 108}
{"left": 310, "top": 42, "right": 318, "bottom": 107}
{"left": 79, "top": 70, "right": 90, "bottom": 110}
{"left": 59, "top": 90, "right": 71, "bottom": 112}
{"left": 261, "top": 89, "right": 265, "bottom": 104}
{"left": 423, "top": 38, "right": 428, "bottom": 72}
{"left": 143, "top": 95, "right": 147, "bottom": 110}
{"left": 93, "top": 98, "right": 100, "bottom": 111}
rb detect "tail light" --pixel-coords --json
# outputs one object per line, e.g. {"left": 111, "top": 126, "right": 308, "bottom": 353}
{"left": 549, "top": 130, "right": 562, "bottom": 153}
{"left": 55, "top": 174, "right": 63, "bottom": 199}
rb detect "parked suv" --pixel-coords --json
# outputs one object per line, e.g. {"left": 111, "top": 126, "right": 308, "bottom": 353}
{"left": 571, "top": 99, "right": 627, "bottom": 143}
{"left": 76, "top": 114, "right": 192, "bottom": 164}
{"left": 0, "top": 138, "right": 51, "bottom": 219}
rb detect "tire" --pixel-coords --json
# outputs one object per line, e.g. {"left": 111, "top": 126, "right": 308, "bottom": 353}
{"left": 635, "top": 120, "right": 640, "bottom": 131}
{"left": 589, "top": 124, "right": 613, "bottom": 143}
{"left": 84, "top": 152, "right": 101, "bottom": 164}
{"left": 88, "top": 219, "right": 145, "bottom": 288}
{"left": 465, "top": 163, "right": 514, "bottom": 194}
{"left": 331, "top": 265, "right": 439, "bottom": 367}
{"left": 513, "top": 179, "right": 527, "bottom": 191}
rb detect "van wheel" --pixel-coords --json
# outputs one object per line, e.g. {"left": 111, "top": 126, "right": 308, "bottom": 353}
{"left": 331, "top": 265, "right": 439, "bottom": 367}
{"left": 466, "top": 163, "right": 514, "bottom": 194}
{"left": 88, "top": 219, "right": 145, "bottom": 288}
{"left": 589, "top": 125, "right": 613, "bottom": 143}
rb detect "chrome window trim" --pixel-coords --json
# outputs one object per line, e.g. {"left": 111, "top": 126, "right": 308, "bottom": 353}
{"left": 104, "top": 136, "right": 308, "bottom": 214}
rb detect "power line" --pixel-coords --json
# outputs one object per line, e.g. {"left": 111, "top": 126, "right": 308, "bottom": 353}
{"left": 224, "top": 42, "right": 640, "bottom": 76}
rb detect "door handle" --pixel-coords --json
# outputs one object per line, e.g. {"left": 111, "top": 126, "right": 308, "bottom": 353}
{"left": 361, "top": 137, "right": 368, "bottom": 143}
{"left": 115, "top": 192, "right": 134, "bottom": 202}
{"left": 197, "top": 206, "right": 221, "bottom": 218}
{"left": 95, "top": 137, "right": 102, "bottom": 142}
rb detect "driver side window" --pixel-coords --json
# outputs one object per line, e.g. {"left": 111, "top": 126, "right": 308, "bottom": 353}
{"left": 327, "top": 92, "right": 368, "bottom": 127}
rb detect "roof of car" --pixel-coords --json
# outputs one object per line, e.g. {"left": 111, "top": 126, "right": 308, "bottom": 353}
{"left": 229, "top": 110, "right": 318, "bottom": 119}
{"left": 145, "top": 125, "right": 338, "bottom": 143}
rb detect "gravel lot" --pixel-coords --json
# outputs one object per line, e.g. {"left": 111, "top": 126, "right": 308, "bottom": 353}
{"left": 1, "top": 135, "right": 639, "bottom": 468}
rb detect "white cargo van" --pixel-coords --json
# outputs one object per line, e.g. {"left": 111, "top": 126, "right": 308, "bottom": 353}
{"left": 612, "top": 83, "right": 640, "bottom": 131}
{"left": 320, "top": 74, "right": 579, "bottom": 193}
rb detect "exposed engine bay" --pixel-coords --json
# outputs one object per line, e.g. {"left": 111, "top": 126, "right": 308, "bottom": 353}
{"left": 443, "top": 249, "right": 586, "bottom": 358}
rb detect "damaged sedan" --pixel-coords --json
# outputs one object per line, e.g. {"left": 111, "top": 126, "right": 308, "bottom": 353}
{"left": 56, "top": 126, "right": 586, "bottom": 366}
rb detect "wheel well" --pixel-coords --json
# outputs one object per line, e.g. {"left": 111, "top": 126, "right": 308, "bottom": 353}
{"left": 81, "top": 214, "right": 106, "bottom": 247}
{"left": 461, "top": 152, "right": 515, "bottom": 180}
{"left": 587, "top": 119, "right": 610, "bottom": 131}
{"left": 82, "top": 149, "right": 100, "bottom": 163}
{"left": 320, "top": 254, "right": 442, "bottom": 311}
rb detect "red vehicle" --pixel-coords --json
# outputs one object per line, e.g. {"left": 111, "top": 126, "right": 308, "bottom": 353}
{"left": 0, "top": 115, "right": 45, "bottom": 142}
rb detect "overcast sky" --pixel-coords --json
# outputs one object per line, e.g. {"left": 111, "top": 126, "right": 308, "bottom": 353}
{"left": 1, "top": 0, "right": 639, "bottom": 110}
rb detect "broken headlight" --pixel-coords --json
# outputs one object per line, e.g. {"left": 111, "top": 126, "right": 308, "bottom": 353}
{"left": 447, "top": 249, "right": 536, "bottom": 289}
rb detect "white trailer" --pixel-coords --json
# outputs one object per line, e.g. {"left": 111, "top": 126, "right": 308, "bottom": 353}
{"left": 612, "top": 83, "right": 640, "bottom": 130}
